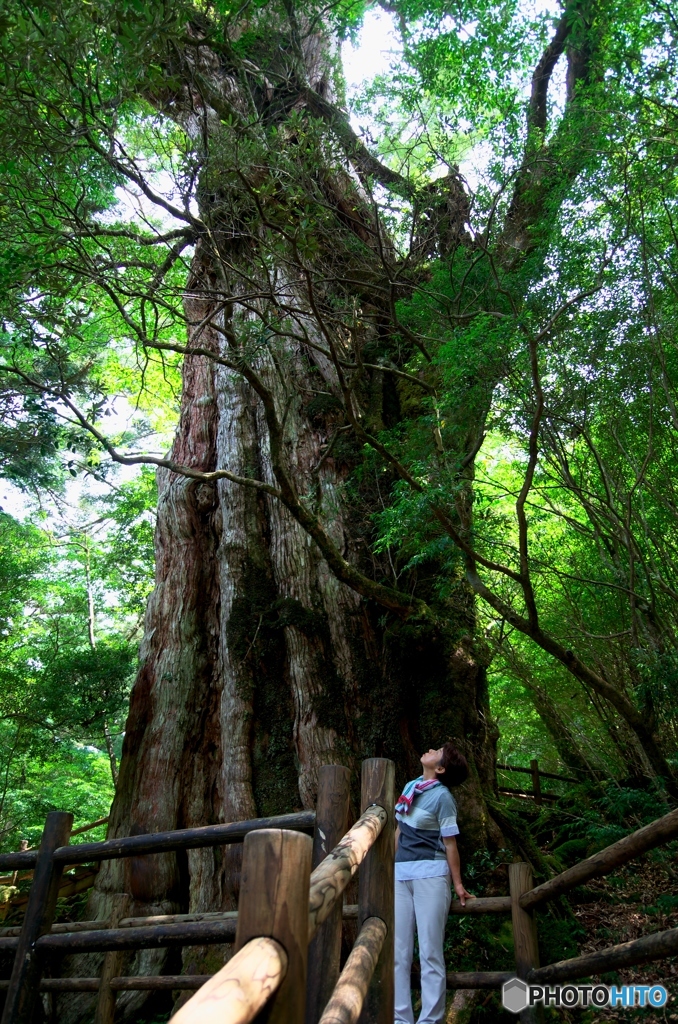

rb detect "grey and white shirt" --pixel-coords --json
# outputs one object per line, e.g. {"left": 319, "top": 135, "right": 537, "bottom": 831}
{"left": 395, "top": 781, "right": 459, "bottom": 881}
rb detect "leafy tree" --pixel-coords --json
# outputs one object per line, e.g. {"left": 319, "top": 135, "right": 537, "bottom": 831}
{"left": 0, "top": 474, "right": 155, "bottom": 850}
{"left": 0, "top": 8, "right": 676, "bottom": 1007}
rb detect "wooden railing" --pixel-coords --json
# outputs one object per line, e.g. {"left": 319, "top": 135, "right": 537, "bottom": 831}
{"left": 169, "top": 759, "right": 394, "bottom": 1024}
{"left": 0, "top": 760, "right": 394, "bottom": 1024}
{"left": 0, "top": 808, "right": 316, "bottom": 1024}
{"left": 416, "top": 804, "right": 678, "bottom": 1023}
{"left": 496, "top": 759, "right": 583, "bottom": 805}
{"left": 0, "top": 762, "right": 677, "bottom": 1024}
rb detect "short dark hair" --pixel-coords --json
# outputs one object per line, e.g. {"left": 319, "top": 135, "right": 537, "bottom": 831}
{"left": 438, "top": 742, "right": 468, "bottom": 789}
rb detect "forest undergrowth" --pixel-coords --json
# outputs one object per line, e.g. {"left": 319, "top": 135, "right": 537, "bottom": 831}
{"left": 438, "top": 782, "right": 678, "bottom": 1023}
{"left": 445, "top": 857, "right": 678, "bottom": 1023}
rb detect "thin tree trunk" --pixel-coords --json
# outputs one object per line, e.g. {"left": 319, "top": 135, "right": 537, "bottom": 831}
{"left": 102, "top": 721, "right": 118, "bottom": 788}
{"left": 524, "top": 682, "right": 592, "bottom": 779}
{"left": 84, "top": 537, "right": 118, "bottom": 787}
{"left": 501, "top": 648, "right": 597, "bottom": 778}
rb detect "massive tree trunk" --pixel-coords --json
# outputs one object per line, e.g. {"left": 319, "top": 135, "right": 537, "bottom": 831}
{"left": 66, "top": 25, "right": 502, "bottom": 1009}
{"left": 60, "top": 2, "right": 615, "bottom": 1011}
{"left": 72, "top": 262, "right": 499, "bottom": 1017}
{"left": 100, "top": 245, "right": 501, "bottom": 854}
{"left": 58, "top": 25, "right": 627, "bottom": 1020}
{"left": 7, "top": 0, "right": 675, "bottom": 1018}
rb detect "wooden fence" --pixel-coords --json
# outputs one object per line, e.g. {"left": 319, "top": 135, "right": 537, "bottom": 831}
{"left": 436, "top": 802, "right": 678, "bottom": 1023}
{"left": 0, "top": 818, "right": 111, "bottom": 919}
{"left": 0, "top": 760, "right": 394, "bottom": 1024}
{"left": 1, "top": 760, "right": 677, "bottom": 1024}
{"left": 496, "top": 760, "right": 583, "bottom": 805}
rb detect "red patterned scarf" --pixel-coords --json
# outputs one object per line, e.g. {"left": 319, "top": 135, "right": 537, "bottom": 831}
{"left": 395, "top": 777, "right": 440, "bottom": 815}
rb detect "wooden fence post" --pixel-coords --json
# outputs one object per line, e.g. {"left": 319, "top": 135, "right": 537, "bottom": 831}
{"left": 530, "top": 761, "right": 542, "bottom": 807}
{"left": 93, "top": 893, "right": 132, "bottom": 1024}
{"left": 357, "top": 758, "right": 394, "bottom": 1024}
{"left": 509, "top": 862, "right": 542, "bottom": 1024}
{"left": 1, "top": 811, "right": 73, "bottom": 1024}
{"left": 235, "top": 828, "right": 313, "bottom": 1024}
{"left": 306, "top": 765, "right": 351, "bottom": 1024}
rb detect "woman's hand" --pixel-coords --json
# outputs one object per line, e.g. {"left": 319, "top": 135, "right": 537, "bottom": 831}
{"left": 443, "top": 836, "right": 474, "bottom": 906}
{"left": 454, "top": 883, "right": 475, "bottom": 907}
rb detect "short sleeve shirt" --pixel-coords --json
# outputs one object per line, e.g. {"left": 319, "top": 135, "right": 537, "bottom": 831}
{"left": 394, "top": 780, "right": 459, "bottom": 881}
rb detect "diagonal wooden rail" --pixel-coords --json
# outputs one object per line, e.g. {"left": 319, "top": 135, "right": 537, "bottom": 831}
{"left": 318, "top": 917, "right": 387, "bottom": 1024}
{"left": 520, "top": 805, "right": 678, "bottom": 910}
{"left": 171, "top": 936, "right": 289, "bottom": 1024}
{"left": 528, "top": 924, "right": 678, "bottom": 984}
{"left": 170, "top": 759, "right": 393, "bottom": 1024}
{"left": 308, "top": 804, "right": 387, "bottom": 941}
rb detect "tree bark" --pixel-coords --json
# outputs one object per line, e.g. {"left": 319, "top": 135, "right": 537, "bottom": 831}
{"left": 73, "top": 275, "right": 499, "bottom": 1022}
{"left": 57, "top": 16, "right": 504, "bottom": 1018}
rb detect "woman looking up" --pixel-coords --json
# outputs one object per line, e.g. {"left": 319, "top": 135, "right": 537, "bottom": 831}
{"left": 394, "top": 743, "right": 474, "bottom": 1024}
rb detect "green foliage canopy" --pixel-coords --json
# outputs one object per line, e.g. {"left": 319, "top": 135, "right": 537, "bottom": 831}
{"left": 0, "top": 0, "right": 676, "bottom": 803}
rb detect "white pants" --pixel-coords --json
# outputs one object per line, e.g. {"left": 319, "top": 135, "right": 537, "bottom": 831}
{"left": 394, "top": 876, "right": 451, "bottom": 1024}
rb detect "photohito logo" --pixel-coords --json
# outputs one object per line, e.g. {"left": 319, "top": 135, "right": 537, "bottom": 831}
{"left": 502, "top": 978, "right": 668, "bottom": 1012}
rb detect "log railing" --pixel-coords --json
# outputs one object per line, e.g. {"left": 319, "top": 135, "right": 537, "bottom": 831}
{"left": 0, "top": 818, "right": 109, "bottom": 887}
{"left": 519, "top": 805, "right": 678, "bottom": 910}
{"left": 0, "top": 759, "right": 394, "bottom": 1024}
{"left": 318, "top": 917, "right": 387, "bottom": 1024}
{"left": 0, "top": 763, "right": 676, "bottom": 1024}
{"left": 496, "top": 759, "right": 582, "bottom": 805}
{"left": 307, "top": 803, "right": 387, "bottom": 941}
{"left": 0, "top": 805, "right": 316, "bottom": 1024}
{"left": 171, "top": 758, "right": 394, "bottom": 1024}
{"left": 0, "top": 811, "right": 315, "bottom": 872}
{"left": 414, "top": 803, "right": 678, "bottom": 1024}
